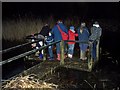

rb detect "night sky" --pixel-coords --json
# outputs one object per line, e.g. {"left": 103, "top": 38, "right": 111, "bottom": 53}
{"left": 2, "top": 2, "right": 120, "bottom": 20}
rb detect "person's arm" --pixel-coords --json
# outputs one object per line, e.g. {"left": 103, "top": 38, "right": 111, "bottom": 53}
{"left": 75, "top": 33, "right": 78, "bottom": 36}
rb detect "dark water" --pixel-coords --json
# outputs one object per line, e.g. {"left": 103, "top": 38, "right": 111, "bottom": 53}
{"left": 2, "top": 30, "right": 120, "bottom": 89}
{"left": 2, "top": 40, "right": 40, "bottom": 80}
{"left": 41, "top": 66, "right": 120, "bottom": 89}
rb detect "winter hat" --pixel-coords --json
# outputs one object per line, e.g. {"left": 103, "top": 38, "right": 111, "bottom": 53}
{"left": 94, "top": 21, "right": 99, "bottom": 24}
{"left": 93, "top": 21, "right": 100, "bottom": 27}
{"left": 70, "top": 26, "right": 75, "bottom": 33}
{"left": 81, "top": 22, "right": 86, "bottom": 27}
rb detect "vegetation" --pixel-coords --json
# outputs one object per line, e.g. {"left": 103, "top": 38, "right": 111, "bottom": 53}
{"left": 2, "top": 15, "right": 119, "bottom": 42}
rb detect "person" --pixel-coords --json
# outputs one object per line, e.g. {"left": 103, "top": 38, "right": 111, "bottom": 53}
{"left": 51, "top": 19, "right": 68, "bottom": 60}
{"left": 77, "top": 22, "right": 90, "bottom": 61}
{"left": 45, "top": 31, "right": 54, "bottom": 60}
{"left": 39, "top": 23, "right": 50, "bottom": 37}
{"left": 67, "top": 26, "right": 78, "bottom": 60}
{"left": 89, "top": 21, "right": 102, "bottom": 62}
{"left": 37, "top": 23, "right": 51, "bottom": 57}
{"left": 31, "top": 35, "right": 43, "bottom": 59}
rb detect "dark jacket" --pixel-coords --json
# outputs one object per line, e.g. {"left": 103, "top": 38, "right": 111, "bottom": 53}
{"left": 39, "top": 25, "right": 50, "bottom": 37}
{"left": 51, "top": 23, "right": 68, "bottom": 41}
{"left": 77, "top": 27, "right": 90, "bottom": 43}
{"left": 89, "top": 26, "right": 102, "bottom": 41}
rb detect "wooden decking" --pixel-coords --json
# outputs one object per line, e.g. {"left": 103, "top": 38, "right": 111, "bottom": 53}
{"left": 5, "top": 57, "right": 90, "bottom": 80}
{"left": 2, "top": 56, "right": 94, "bottom": 88}
{"left": 22, "top": 57, "right": 90, "bottom": 78}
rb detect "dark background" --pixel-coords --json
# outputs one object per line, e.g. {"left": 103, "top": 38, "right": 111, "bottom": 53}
{"left": 2, "top": 2, "right": 120, "bottom": 83}
{"left": 2, "top": 2, "right": 120, "bottom": 20}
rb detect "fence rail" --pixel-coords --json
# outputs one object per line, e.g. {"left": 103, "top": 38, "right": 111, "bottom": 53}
{"left": 0, "top": 40, "right": 61, "bottom": 66}
{"left": 1, "top": 39, "right": 43, "bottom": 54}
{"left": 1, "top": 39, "right": 100, "bottom": 71}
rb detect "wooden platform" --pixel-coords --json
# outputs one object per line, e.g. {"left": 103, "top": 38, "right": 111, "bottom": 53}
{"left": 25, "top": 55, "right": 90, "bottom": 72}
{"left": 63, "top": 59, "right": 90, "bottom": 72}
{"left": 4, "top": 57, "right": 90, "bottom": 81}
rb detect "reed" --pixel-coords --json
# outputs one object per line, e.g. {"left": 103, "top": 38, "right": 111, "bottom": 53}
{"left": 2, "top": 16, "right": 55, "bottom": 41}
{"left": 2, "top": 16, "right": 119, "bottom": 42}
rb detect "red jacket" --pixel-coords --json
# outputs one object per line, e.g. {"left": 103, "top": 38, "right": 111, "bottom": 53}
{"left": 68, "top": 30, "right": 78, "bottom": 44}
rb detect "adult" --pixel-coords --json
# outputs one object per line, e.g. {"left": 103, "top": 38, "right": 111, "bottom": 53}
{"left": 51, "top": 19, "right": 68, "bottom": 60}
{"left": 77, "top": 22, "right": 90, "bottom": 61}
{"left": 37, "top": 23, "right": 51, "bottom": 56}
{"left": 89, "top": 21, "right": 102, "bottom": 62}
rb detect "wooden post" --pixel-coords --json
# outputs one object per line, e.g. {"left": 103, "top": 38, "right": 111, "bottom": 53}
{"left": 96, "top": 40, "right": 100, "bottom": 61}
{"left": 43, "top": 49, "right": 46, "bottom": 61}
{"left": 88, "top": 43, "right": 93, "bottom": 71}
{"left": 60, "top": 40, "right": 64, "bottom": 65}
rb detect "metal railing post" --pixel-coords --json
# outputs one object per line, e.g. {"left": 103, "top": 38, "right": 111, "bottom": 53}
{"left": 60, "top": 40, "right": 64, "bottom": 65}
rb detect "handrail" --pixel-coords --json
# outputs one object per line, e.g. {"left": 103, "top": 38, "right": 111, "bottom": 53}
{"left": 63, "top": 39, "right": 100, "bottom": 71}
{"left": 0, "top": 40, "right": 61, "bottom": 66}
{"left": 0, "top": 39, "right": 43, "bottom": 54}
{"left": 1, "top": 39, "right": 100, "bottom": 72}
{"left": 64, "top": 40, "right": 89, "bottom": 44}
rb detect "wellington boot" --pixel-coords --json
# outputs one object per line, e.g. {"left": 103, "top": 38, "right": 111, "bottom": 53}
{"left": 57, "top": 54, "right": 60, "bottom": 61}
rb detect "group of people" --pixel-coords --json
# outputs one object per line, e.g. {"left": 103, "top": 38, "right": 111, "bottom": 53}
{"left": 31, "top": 19, "right": 102, "bottom": 62}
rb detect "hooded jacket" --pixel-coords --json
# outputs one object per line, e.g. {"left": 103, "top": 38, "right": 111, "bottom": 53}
{"left": 68, "top": 30, "right": 78, "bottom": 44}
{"left": 51, "top": 23, "right": 68, "bottom": 41}
{"left": 89, "top": 26, "right": 102, "bottom": 41}
{"left": 77, "top": 27, "right": 90, "bottom": 43}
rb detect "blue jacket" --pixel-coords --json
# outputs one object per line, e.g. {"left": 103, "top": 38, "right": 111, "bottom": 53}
{"left": 77, "top": 27, "right": 90, "bottom": 43}
{"left": 51, "top": 23, "right": 68, "bottom": 41}
{"left": 89, "top": 26, "right": 102, "bottom": 41}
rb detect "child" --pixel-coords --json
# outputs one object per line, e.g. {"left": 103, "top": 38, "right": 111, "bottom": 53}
{"left": 45, "top": 32, "right": 54, "bottom": 60}
{"left": 68, "top": 26, "right": 78, "bottom": 60}
{"left": 31, "top": 34, "right": 43, "bottom": 59}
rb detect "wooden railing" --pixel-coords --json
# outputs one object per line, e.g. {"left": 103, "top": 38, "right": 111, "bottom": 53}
{"left": 1, "top": 39, "right": 100, "bottom": 71}
{"left": 0, "top": 40, "right": 61, "bottom": 66}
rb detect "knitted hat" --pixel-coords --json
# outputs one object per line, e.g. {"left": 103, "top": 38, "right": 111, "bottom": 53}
{"left": 93, "top": 21, "right": 100, "bottom": 27}
{"left": 81, "top": 22, "right": 86, "bottom": 27}
{"left": 94, "top": 21, "right": 99, "bottom": 24}
{"left": 70, "top": 26, "right": 75, "bottom": 33}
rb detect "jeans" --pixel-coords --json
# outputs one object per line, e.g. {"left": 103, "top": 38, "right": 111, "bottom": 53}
{"left": 56, "top": 43, "right": 60, "bottom": 54}
{"left": 80, "top": 44, "right": 88, "bottom": 51}
{"left": 79, "top": 44, "right": 88, "bottom": 59}
{"left": 48, "top": 45, "right": 54, "bottom": 58}
{"left": 91, "top": 41, "right": 97, "bottom": 60}
{"left": 56, "top": 41, "right": 68, "bottom": 55}
{"left": 68, "top": 44, "right": 75, "bottom": 55}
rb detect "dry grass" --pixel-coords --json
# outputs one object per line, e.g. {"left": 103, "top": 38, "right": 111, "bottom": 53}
{"left": 2, "top": 16, "right": 119, "bottom": 42}
{"left": 2, "top": 16, "right": 55, "bottom": 41}
{"left": 3, "top": 74, "right": 58, "bottom": 89}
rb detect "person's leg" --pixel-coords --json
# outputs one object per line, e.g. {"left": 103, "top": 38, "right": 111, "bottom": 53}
{"left": 56, "top": 43, "right": 60, "bottom": 60}
{"left": 80, "top": 44, "right": 84, "bottom": 60}
{"left": 82, "top": 44, "right": 88, "bottom": 60}
{"left": 70, "top": 44, "right": 75, "bottom": 58}
{"left": 48, "top": 45, "right": 54, "bottom": 60}
{"left": 92, "top": 41, "right": 97, "bottom": 61}
{"left": 68, "top": 44, "right": 73, "bottom": 58}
